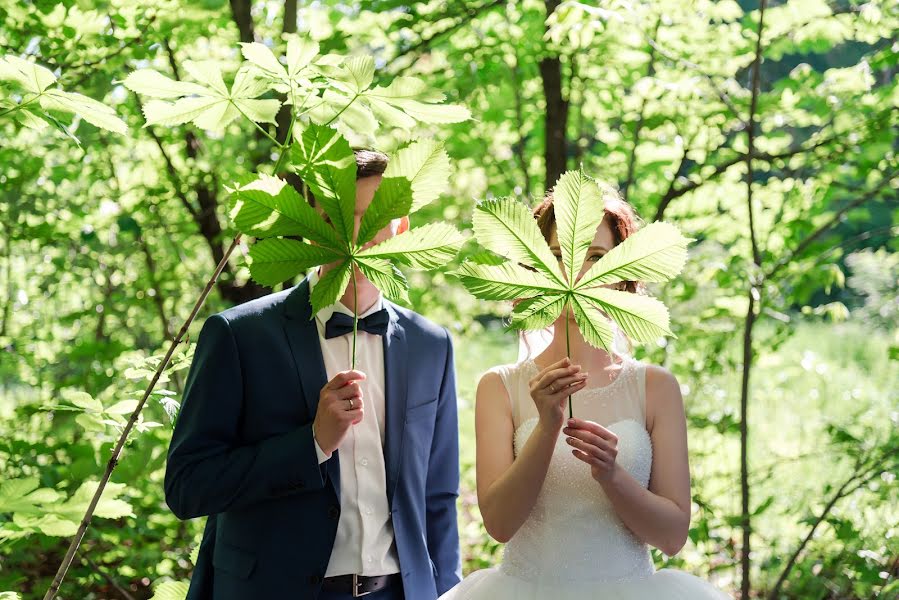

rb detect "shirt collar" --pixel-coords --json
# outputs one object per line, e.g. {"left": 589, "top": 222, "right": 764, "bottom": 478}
{"left": 308, "top": 267, "right": 384, "bottom": 328}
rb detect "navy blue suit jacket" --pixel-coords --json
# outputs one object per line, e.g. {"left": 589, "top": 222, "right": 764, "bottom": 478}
{"left": 165, "top": 278, "right": 461, "bottom": 599}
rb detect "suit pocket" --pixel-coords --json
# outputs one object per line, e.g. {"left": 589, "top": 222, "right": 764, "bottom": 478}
{"left": 406, "top": 396, "right": 438, "bottom": 424}
{"left": 213, "top": 541, "right": 257, "bottom": 579}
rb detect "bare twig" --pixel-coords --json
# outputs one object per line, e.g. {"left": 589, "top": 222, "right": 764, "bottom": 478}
{"left": 42, "top": 235, "right": 242, "bottom": 600}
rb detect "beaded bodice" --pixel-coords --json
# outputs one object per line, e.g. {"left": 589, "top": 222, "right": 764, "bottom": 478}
{"left": 491, "top": 357, "right": 655, "bottom": 584}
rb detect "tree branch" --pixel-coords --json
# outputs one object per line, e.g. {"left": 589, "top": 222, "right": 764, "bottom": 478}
{"left": 740, "top": 3, "right": 767, "bottom": 597}
{"left": 622, "top": 18, "right": 661, "bottom": 203}
{"left": 391, "top": 0, "right": 506, "bottom": 76}
{"left": 765, "top": 171, "right": 897, "bottom": 281}
{"left": 767, "top": 461, "right": 884, "bottom": 599}
{"left": 653, "top": 132, "right": 840, "bottom": 222}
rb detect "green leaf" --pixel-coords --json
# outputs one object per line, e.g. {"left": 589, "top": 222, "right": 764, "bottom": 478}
{"left": 0, "top": 478, "right": 41, "bottom": 513}
{"left": 228, "top": 174, "right": 343, "bottom": 248}
{"left": 363, "top": 76, "right": 470, "bottom": 125}
{"left": 576, "top": 288, "right": 673, "bottom": 342}
{"left": 384, "top": 140, "right": 451, "bottom": 213}
{"left": 358, "top": 222, "right": 465, "bottom": 270}
{"left": 472, "top": 198, "right": 564, "bottom": 285}
{"left": 290, "top": 124, "right": 357, "bottom": 243}
{"left": 356, "top": 176, "right": 412, "bottom": 247}
{"left": 318, "top": 55, "right": 375, "bottom": 95}
{"left": 570, "top": 295, "right": 615, "bottom": 352}
{"left": 310, "top": 261, "right": 352, "bottom": 315}
{"left": 39, "top": 89, "right": 128, "bottom": 134}
{"left": 130, "top": 61, "right": 280, "bottom": 131}
{"left": 249, "top": 239, "right": 342, "bottom": 286}
{"left": 576, "top": 221, "right": 690, "bottom": 289}
{"left": 355, "top": 257, "right": 410, "bottom": 304}
{"left": 63, "top": 389, "right": 102, "bottom": 412}
{"left": 105, "top": 400, "right": 139, "bottom": 415}
{"left": 0, "top": 55, "right": 56, "bottom": 93}
{"left": 55, "top": 480, "right": 134, "bottom": 521}
{"left": 121, "top": 70, "right": 207, "bottom": 98}
{"left": 286, "top": 37, "right": 319, "bottom": 77}
{"left": 240, "top": 42, "right": 287, "bottom": 79}
{"left": 452, "top": 261, "right": 563, "bottom": 300}
{"left": 510, "top": 294, "right": 567, "bottom": 330}
{"left": 150, "top": 581, "right": 190, "bottom": 600}
{"left": 554, "top": 170, "right": 605, "bottom": 285}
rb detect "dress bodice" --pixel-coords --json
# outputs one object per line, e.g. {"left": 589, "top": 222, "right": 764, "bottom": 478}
{"left": 489, "top": 357, "right": 655, "bottom": 584}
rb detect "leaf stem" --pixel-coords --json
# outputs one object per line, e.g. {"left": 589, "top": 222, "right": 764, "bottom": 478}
{"left": 351, "top": 263, "right": 358, "bottom": 370}
{"left": 234, "top": 101, "right": 283, "bottom": 148}
{"left": 324, "top": 93, "right": 360, "bottom": 127}
{"left": 566, "top": 309, "right": 572, "bottom": 419}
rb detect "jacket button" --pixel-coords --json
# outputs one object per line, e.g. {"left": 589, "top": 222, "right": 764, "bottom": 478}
{"left": 294, "top": 479, "right": 306, "bottom": 489}
{"left": 328, "top": 506, "right": 340, "bottom": 520}
{"left": 308, "top": 575, "right": 321, "bottom": 585}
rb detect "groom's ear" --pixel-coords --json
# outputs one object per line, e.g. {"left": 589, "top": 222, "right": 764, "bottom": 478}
{"left": 397, "top": 215, "right": 410, "bottom": 235}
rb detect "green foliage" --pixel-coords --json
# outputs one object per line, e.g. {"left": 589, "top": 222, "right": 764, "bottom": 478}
{"left": 454, "top": 169, "right": 690, "bottom": 352}
{"left": 238, "top": 125, "right": 466, "bottom": 317}
{"left": 1, "top": 0, "right": 897, "bottom": 597}
{"left": 0, "top": 55, "right": 127, "bottom": 140}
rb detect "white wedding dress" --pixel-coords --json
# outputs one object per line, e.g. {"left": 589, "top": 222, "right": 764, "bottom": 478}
{"left": 440, "top": 356, "right": 729, "bottom": 599}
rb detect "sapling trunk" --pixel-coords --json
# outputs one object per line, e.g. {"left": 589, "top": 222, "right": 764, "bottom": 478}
{"left": 43, "top": 235, "right": 242, "bottom": 600}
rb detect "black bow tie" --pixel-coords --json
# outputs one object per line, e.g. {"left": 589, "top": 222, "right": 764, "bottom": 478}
{"left": 324, "top": 309, "right": 389, "bottom": 339}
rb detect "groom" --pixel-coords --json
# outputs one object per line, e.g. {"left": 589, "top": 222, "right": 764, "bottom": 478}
{"left": 164, "top": 150, "right": 461, "bottom": 599}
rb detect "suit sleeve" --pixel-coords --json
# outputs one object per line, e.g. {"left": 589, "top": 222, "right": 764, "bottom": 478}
{"left": 164, "top": 314, "right": 328, "bottom": 520}
{"left": 426, "top": 327, "right": 462, "bottom": 594}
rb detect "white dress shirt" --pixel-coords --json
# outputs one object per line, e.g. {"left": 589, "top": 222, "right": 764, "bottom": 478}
{"left": 308, "top": 269, "right": 401, "bottom": 577}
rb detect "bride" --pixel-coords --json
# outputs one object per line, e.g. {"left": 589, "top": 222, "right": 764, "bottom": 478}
{"left": 440, "top": 192, "right": 728, "bottom": 599}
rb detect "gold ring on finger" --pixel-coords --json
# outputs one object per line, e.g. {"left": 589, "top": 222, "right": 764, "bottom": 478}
{"left": 550, "top": 383, "right": 556, "bottom": 393}
{"left": 347, "top": 398, "right": 354, "bottom": 410}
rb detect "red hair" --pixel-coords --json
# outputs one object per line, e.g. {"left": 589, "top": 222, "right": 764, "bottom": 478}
{"left": 531, "top": 188, "right": 646, "bottom": 294}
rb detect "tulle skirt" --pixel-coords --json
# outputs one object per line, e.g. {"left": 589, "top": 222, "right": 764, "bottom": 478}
{"left": 439, "top": 566, "right": 730, "bottom": 599}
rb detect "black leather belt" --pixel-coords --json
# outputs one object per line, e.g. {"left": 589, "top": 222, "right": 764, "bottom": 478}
{"left": 321, "top": 573, "right": 401, "bottom": 597}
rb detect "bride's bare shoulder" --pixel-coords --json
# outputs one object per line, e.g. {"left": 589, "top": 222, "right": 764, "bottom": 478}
{"left": 642, "top": 363, "right": 686, "bottom": 430}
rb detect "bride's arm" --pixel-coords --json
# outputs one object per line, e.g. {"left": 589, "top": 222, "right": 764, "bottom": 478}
{"left": 476, "top": 360, "right": 586, "bottom": 543}
{"left": 565, "top": 365, "right": 691, "bottom": 555}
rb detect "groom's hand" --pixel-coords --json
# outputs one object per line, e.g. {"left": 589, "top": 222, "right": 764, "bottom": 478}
{"left": 313, "top": 370, "right": 366, "bottom": 456}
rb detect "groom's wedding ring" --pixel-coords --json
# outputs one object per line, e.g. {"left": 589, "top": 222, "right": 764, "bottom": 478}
{"left": 550, "top": 383, "right": 556, "bottom": 393}
{"left": 347, "top": 398, "right": 354, "bottom": 410}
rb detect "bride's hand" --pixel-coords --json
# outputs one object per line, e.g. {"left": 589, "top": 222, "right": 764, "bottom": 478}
{"left": 564, "top": 418, "right": 619, "bottom": 483}
{"left": 528, "top": 358, "right": 589, "bottom": 431}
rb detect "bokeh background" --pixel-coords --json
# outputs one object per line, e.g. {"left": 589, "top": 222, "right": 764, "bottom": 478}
{"left": 1, "top": 1, "right": 897, "bottom": 598}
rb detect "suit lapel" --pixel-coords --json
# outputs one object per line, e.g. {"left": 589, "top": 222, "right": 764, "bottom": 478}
{"left": 283, "top": 278, "right": 341, "bottom": 498}
{"left": 382, "top": 302, "right": 407, "bottom": 506}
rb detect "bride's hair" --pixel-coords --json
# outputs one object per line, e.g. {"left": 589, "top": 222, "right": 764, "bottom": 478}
{"left": 517, "top": 183, "right": 646, "bottom": 362}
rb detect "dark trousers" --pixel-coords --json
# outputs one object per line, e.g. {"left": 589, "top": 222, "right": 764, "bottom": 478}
{"left": 317, "top": 583, "right": 405, "bottom": 600}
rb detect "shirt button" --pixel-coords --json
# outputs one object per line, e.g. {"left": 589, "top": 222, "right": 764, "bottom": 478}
{"left": 365, "top": 507, "right": 373, "bottom": 515}
{"left": 367, "top": 556, "right": 374, "bottom": 564}
{"left": 360, "top": 458, "right": 369, "bottom": 466}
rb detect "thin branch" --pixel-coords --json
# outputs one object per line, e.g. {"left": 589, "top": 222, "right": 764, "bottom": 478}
{"left": 740, "top": 3, "right": 767, "bottom": 598}
{"left": 78, "top": 551, "right": 138, "bottom": 600}
{"left": 767, "top": 462, "right": 884, "bottom": 599}
{"left": 653, "top": 132, "right": 840, "bottom": 221}
{"left": 765, "top": 171, "right": 897, "bottom": 281}
{"left": 622, "top": 18, "right": 661, "bottom": 202}
{"left": 391, "top": 0, "right": 506, "bottom": 76}
{"left": 42, "top": 235, "right": 243, "bottom": 600}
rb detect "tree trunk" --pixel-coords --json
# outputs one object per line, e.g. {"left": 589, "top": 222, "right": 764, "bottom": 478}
{"left": 229, "top": 0, "right": 256, "bottom": 43}
{"left": 539, "top": 0, "right": 568, "bottom": 191}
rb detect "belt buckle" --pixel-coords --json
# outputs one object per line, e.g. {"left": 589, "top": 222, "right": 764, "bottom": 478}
{"left": 352, "top": 573, "right": 372, "bottom": 597}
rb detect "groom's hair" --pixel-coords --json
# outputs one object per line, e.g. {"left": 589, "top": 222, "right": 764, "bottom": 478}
{"left": 354, "top": 149, "right": 389, "bottom": 179}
